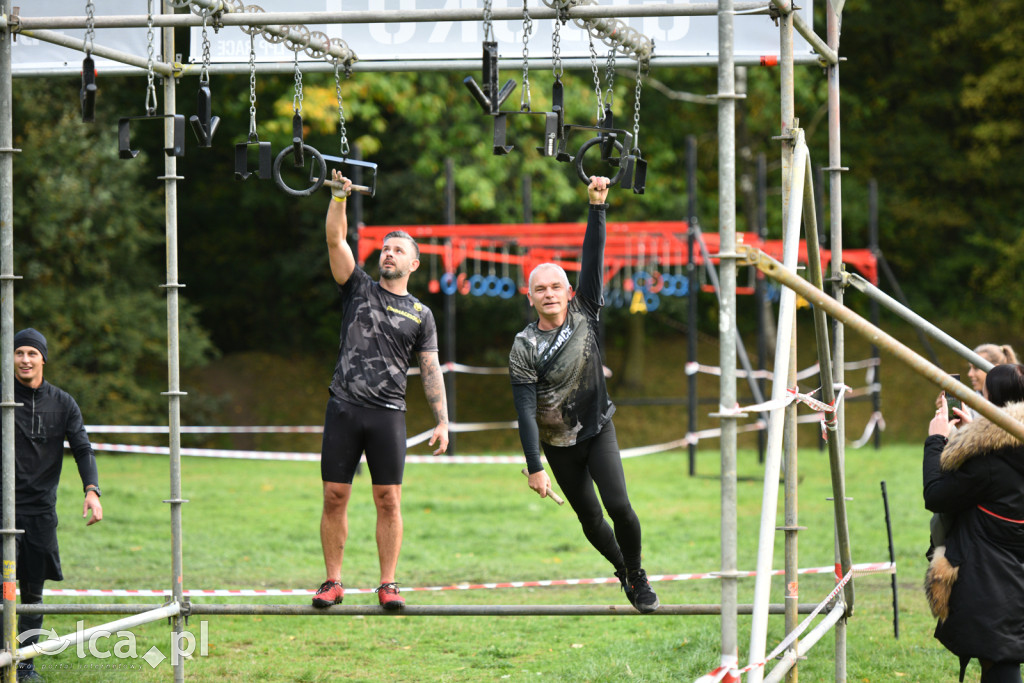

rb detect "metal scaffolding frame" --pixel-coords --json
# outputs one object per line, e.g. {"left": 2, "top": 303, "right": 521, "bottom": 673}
{"left": 0, "top": 2, "right": 859, "bottom": 681}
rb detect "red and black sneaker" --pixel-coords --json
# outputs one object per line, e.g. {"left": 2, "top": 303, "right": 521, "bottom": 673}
{"left": 376, "top": 582, "right": 405, "bottom": 611}
{"left": 312, "top": 580, "right": 344, "bottom": 608}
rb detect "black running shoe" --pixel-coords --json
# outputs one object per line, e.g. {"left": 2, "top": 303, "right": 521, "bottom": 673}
{"left": 626, "top": 569, "right": 660, "bottom": 614}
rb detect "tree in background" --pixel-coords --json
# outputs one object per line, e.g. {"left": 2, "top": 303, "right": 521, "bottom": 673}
{"left": 10, "top": 79, "right": 216, "bottom": 425}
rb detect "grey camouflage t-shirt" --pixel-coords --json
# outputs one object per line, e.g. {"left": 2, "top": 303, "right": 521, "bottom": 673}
{"left": 329, "top": 267, "right": 438, "bottom": 411}
{"left": 508, "top": 290, "right": 615, "bottom": 447}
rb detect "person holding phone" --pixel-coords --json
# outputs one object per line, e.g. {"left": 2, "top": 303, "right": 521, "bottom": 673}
{"left": 924, "top": 363, "right": 1024, "bottom": 682}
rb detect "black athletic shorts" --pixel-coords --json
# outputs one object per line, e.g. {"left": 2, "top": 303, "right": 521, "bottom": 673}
{"left": 0, "top": 511, "right": 63, "bottom": 582}
{"left": 321, "top": 395, "right": 406, "bottom": 485}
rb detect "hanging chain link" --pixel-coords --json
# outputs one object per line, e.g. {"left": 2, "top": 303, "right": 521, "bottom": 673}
{"left": 551, "top": 14, "right": 563, "bottom": 81}
{"left": 84, "top": 0, "right": 96, "bottom": 56}
{"left": 145, "top": 0, "right": 157, "bottom": 115}
{"left": 334, "top": 62, "right": 350, "bottom": 157}
{"left": 248, "top": 31, "right": 258, "bottom": 140}
{"left": 632, "top": 58, "right": 644, "bottom": 150}
{"left": 604, "top": 48, "right": 615, "bottom": 112}
{"left": 588, "top": 32, "right": 603, "bottom": 123}
{"left": 200, "top": 12, "right": 212, "bottom": 82}
{"left": 482, "top": 0, "right": 494, "bottom": 42}
{"left": 292, "top": 49, "right": 304, "bottom": 114}
{"left": 520, "top": 0, "right": 532, "bottom": 112}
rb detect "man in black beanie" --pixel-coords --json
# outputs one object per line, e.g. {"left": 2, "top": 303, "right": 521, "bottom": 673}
{"left": 4, "top": 328, "right": 102, "bottom": 681}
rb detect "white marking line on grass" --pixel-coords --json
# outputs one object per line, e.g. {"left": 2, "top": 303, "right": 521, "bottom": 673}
{"left": 39, "top": 562, "right": 894, "bottom": 597}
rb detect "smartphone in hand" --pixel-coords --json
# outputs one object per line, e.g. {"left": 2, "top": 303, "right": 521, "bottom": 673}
{"left": 947, "top": 373, "right": 963, "bottom": 420}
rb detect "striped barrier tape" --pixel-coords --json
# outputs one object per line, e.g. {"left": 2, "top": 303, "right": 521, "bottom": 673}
{"left": 696, "top": 569, "right": 856, "bottom": 682}
{"left": 36, "top": 562, "right": 893, "bottom": 598}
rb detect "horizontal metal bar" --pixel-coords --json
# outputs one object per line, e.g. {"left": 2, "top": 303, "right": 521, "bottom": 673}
{"left": 20, "top": 603, "right": 822, "bottom": 616}
{"left": 12, "top": 3, "right": 772, "bottom": 30}
{"left": 843, "top": 271, "right": 994, "bottom": 373}
{"left": 19, "top": 28, "right": 176, "bottom": 76}
{"left": 12, "top": 54, "right": 824, "bottom": 80}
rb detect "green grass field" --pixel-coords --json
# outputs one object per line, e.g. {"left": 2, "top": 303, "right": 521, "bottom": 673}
{"left": 25, "top": 443, "right": 965, "bottom": 682}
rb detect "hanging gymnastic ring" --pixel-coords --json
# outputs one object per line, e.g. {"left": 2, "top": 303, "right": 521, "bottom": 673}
{"left": 469, "top": 274, "right": 487, "bottom": 296}
{"left": 633, "top": 271, "right": 649, "bottom": 292}
{"left": 272, "top": 144, "right": 327, "bottom": 197}
{"left": 675, "top": 277, "right": 689, "bottom": 296}
{"left": 440, "top": 272, "right": 457, "bottom": 295}
{"left": 574, "top": 136, "right": 625, "bottom": 187}
{"left": 483, "top": 275, "right": 502, "bottom": 296}
{"left": 498, "top": 277, "right": 517, "bottom": 299}
{"left": 645, "top": 291, "right": 660, "bottom": 311}
{"left": 647, "top": 271, "right": 664, "bottom": 294}
{"left": 661, "top": 274, "right": 677, "bottom": 296}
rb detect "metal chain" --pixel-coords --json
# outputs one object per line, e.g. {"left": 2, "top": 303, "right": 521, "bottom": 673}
{"left": 588, "top": 31, "right": 603, "bottom": 123}
{"left": 200, "top": 12, "right": 211, "bottom": 82}
{"left": 633, "top": 58, "right": 644, "bottom": 149}
{"left": 334, "top": 62, "right": 350, "bottom": 157}
{"left": 145, "top": 0, "right": 157, "bottom": 115}
{"left": 520, "top": 0, "right": 532, "bottom": 111}
{"left": 482, "top": 0, "right": 493, "bottom": 43}
{"left": 551, "top": 14, "right": 563, "bottom": 81}
{"left": 84, "top": 0, "right": 95, "bottom": 56}
{"left": 292, "top": 49, "right": 303, "bottom": 114}
{"left": 248, "top": 31, "right": 258, "bottom": 141}
{"left": 604, "top": 48, "right": 615, "bottom": 111}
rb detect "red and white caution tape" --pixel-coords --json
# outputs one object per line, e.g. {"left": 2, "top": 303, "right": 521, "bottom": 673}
{"left": 696, "top": 569, "right": 857, "bottom": 682}
{"left": 38, "top": 562, "right": 892, "bottom": 598}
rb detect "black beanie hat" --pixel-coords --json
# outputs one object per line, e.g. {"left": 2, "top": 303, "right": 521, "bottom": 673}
{"left": 14, "top": 328, "right": 47, "bottom": 363}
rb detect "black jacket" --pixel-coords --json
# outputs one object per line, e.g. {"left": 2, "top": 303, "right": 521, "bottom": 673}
{"left": 0, "top": 379, "right": 98, "bottom": 515}
{"left": 923, "top": 401, "right": 1024, "bottom": 670}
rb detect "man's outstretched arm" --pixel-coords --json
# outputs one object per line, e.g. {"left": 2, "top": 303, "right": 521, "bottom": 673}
{"left": 326, "top": 169, "right": 355, "bottom": 286}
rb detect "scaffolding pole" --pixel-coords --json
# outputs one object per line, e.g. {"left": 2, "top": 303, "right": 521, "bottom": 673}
{"left": 0, "top": 0, "right": 14, "bottom": 680}
{"left": 715, "top": 0, "right": 741, "bottom": 678}
{"left": 17, "top": 602, "right": 821, "bottom": 617}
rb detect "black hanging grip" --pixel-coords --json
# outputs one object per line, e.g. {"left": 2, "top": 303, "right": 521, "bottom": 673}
{"left": 234, "top": 140, "right": 272, "bottom": 180}
{"left": 318, "top": 155, "right": 378, "bottom": 198}
{"left": 464, "top": 42, "right": 516, "bottom": 115}
{"left": 118, "top": 114, "right": 185, "bottom": 159}
{"left": 189, "top": 80, "right": 221, "bottom": 148}
{"left": 80, "top": 56, "right": 97, "bottom": 123}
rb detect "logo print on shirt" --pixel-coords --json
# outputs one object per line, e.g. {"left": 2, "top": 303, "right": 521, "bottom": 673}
{"left": 541, "top": 323, "right": 573, "bottom": 363}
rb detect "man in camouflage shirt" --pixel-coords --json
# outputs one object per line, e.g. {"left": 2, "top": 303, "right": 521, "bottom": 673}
{"left": 313, "top": 171, "right": 449, "bottom": 611}
{"left": 509, "top": 176, "right": 658, "bottom": 613}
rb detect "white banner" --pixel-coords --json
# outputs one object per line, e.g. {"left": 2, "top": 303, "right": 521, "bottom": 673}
{"left": 10, "top": 2, "right": 816, "bottom": 71}
{"left": 190, "top": 0, "right": 815, "bottom": 63}
{"left": 13, "top": 1, "right": 149, "bottom": 72}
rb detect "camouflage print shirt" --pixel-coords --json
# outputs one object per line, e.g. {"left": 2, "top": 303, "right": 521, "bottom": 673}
{"left": 508, "top": 204, "right": 615, "bottom": 447}
{"left": 329, "top": 267, "right": 438, "bottom": 411}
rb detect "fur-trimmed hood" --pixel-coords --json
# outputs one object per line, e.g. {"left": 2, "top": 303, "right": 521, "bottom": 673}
{"left": 941, "top": 401, "right": 1024, "bottom": 472}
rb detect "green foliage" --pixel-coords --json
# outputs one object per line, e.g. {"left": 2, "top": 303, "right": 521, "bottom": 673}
{"left": 10, "top": 79, "right": 216, "bottom": 424}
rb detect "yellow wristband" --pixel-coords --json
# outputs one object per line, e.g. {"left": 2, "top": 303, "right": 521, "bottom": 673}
{"left": 332, "top": 195, "right": 348, "bottom": 202}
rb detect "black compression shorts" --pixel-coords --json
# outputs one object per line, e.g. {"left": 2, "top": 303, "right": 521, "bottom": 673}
{"left": 321, "top": 395, "right": 406, "bottom": 485}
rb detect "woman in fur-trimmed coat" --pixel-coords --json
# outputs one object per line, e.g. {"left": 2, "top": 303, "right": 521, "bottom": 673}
{"left": 924, "top": 364, "right": 1024, "bottom": 683}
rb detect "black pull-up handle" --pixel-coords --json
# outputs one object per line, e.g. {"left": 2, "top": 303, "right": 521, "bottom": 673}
{"left": 189, "top": 80, "right": 221, "bottom": 148}
{"left": 234, "top": 140, "right": 272, "bottom": 180}
{"left": 464, "top": 41, "right": 516, "bottom": 115}
{"left": 118, "top": 114, "right": 185, "bottom": 160}
{"left": 80, "top": 57, "right": 97, "bottom": 123}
